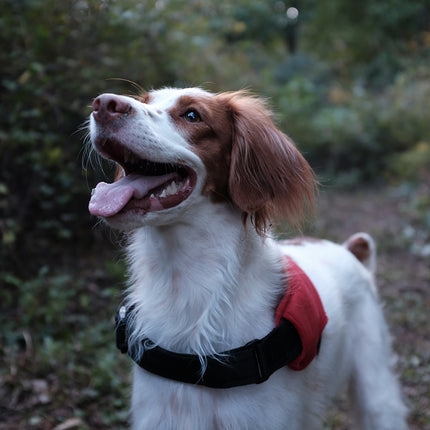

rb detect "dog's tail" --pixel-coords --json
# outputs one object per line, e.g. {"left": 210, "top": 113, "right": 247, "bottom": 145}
{"left": 343, "top": 232, "right": 376, "bottom": 275}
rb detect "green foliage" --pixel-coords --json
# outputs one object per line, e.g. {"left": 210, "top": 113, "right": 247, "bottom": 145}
{"left": 264, "top": 62, "right": 430, "bottom": 185}
{"left": 0, "top": 260, "right": 129, "bottom": 428}
{"left": 2, "top": 0, "right": 430, "bottom": 273}
{"left": 388, "top": 142, "right": 430, "bottom": 182}
{"left": 301, "top": 0, "right": 427, "bottom": 85}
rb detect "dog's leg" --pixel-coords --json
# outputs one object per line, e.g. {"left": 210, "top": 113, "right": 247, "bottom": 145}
{"left": 348, "top": 292, "right": 408, "bottom": 430}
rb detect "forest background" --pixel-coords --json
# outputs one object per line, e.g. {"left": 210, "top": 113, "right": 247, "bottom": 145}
{"left": 1, "top": 0, "right": 429, "bottom": 429}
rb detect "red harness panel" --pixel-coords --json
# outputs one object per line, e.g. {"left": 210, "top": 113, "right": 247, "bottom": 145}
{"left": 275, "top": 256, "right": 328, "bottom": 371}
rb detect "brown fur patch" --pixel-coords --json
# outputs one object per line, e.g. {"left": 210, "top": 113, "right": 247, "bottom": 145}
{"left": 223, "top": 92, "right": 317, "bottom": 234}
{"left": 168, "top": 95, "right": 234, "bottom": 202}
{"left": 169, "top": 91, "right": 317, "bottom": 234}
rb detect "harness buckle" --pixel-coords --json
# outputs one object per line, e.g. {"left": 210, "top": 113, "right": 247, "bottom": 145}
{"left": 115, "top": 306, "right": 129, "bottom": 353}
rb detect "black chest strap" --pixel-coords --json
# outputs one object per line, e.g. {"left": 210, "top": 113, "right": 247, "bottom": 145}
{"left": 115, "top": 306, "right": 302, "bottom": 389}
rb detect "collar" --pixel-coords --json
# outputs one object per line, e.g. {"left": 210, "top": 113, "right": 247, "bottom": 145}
{"left": 115, "top": 256, "right": 327, "bottom": 388}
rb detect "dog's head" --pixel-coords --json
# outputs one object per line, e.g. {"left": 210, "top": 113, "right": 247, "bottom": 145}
{"left": 88, "top": 88, "right": 315, "bottom": 232}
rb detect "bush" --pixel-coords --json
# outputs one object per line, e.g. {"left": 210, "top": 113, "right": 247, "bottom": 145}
{"left": 1, "top": 0, "right": 429, "bottom": 273}
{"left": 0, "top": 0, "right": 215, "bottom": 274}
{"left": 267, "top": 61, "right": 430, "bottom": 185}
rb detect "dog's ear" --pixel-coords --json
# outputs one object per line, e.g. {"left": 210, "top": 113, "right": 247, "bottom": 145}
{"left": 226, "top": 92, "right": 316, "bottom": 234}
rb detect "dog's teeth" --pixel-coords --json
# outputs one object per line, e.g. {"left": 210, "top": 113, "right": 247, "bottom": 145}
{"left": 168, "top": 181, "right": 176, "bottom": 195}
{"left": 156, "top": 181, "right": 182, "bottom": 199}
{"left": 150, "top": 193, "right": 155, "bottom": 198}
{"left": 163, "top": 181, "right": 178, "bottom": 197}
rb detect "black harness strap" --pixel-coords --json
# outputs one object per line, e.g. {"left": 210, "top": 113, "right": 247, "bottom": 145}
{"left": 115, "top": 306, "right": 303, "bottom": 389}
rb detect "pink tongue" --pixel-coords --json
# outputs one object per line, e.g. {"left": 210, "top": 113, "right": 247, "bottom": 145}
{"left": 89, "top": 173, "right": 177, "bottom": 217}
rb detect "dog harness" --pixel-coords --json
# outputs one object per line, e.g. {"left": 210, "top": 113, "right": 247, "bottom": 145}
{"left": 115, "top": 256, "right": 328, "bottom": 388}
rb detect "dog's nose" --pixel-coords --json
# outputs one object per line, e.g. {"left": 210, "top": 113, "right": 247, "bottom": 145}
{"left": 92, "top": 94, "right": 132, "bottom": 123}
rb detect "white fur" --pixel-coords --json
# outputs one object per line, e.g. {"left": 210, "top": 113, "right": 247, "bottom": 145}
{"left": 89, "top": 88, "right": 407, "bottom": 429}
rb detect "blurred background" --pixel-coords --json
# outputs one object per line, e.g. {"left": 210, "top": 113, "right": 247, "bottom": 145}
{"left": 1, "top": 1, "right": 429, "bottom": 429}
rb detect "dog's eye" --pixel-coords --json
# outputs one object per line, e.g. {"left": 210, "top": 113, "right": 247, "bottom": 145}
{"left": 182, "top": 110, "right": 201, "bottom": 123}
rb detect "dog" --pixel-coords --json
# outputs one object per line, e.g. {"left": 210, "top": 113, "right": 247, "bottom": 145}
{"left": 87, "top": 87, "right": 407, "bottom": 430}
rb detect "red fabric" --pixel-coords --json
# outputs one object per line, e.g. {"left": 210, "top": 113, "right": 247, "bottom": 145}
{"left": 275, "top": 256, "right": 328, "bottom": 371}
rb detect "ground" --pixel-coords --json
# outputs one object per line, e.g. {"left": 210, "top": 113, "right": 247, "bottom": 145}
{"left": 0, "top": 185, "right": 429, "bottom": 429}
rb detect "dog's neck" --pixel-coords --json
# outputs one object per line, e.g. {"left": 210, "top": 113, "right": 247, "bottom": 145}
{"left": 125, "top": 203, "right": 284, "bottom": 357}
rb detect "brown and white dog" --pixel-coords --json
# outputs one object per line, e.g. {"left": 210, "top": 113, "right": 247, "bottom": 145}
{"left": 87, "top": 88, "right": 407, "bottom": 430}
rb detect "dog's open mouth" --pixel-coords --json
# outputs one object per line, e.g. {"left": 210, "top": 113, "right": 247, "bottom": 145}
{"left": 89, "top": 139, "right": 196, "bottom": 218}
